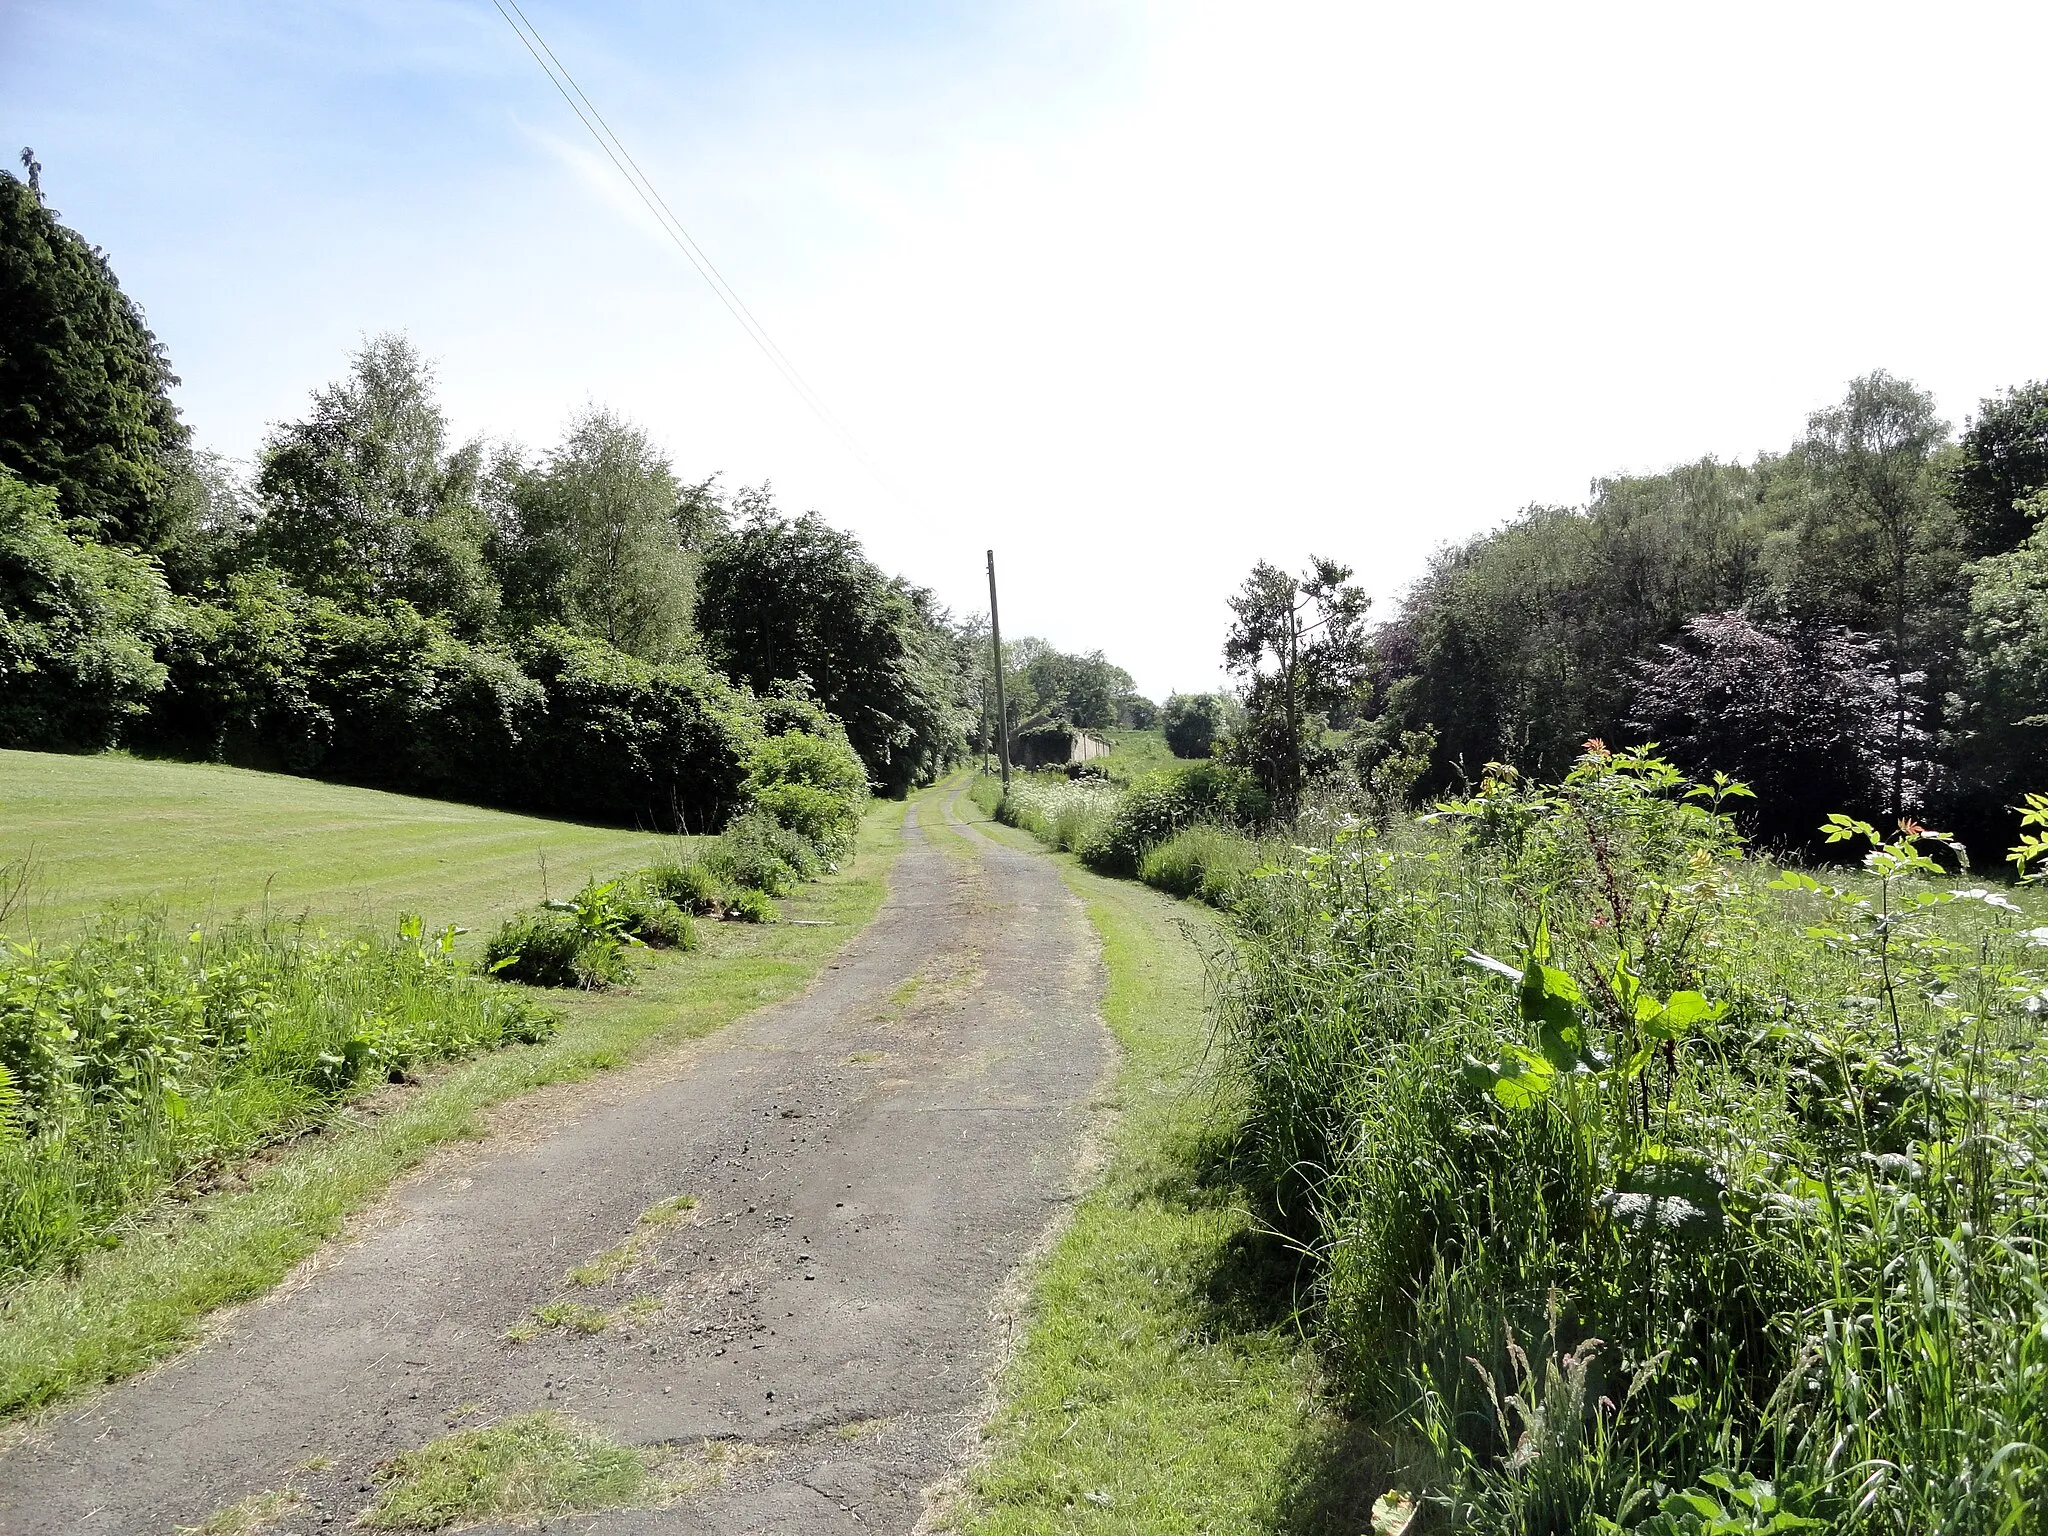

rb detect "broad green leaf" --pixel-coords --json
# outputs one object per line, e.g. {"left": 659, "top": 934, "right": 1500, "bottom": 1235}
{"left": 1490, "top": 1046, "right": 1556, "bottom": 1109}
{"left": 1460, "top": 1055, "right": 1500, "bottom": 1093}
{"left": 1536, "top": 1014, "right": 1588, "bottom": 1073}
{"left": 1370, "top": 1491, "right": 1418, "bottom": 1536}
{"left": 1660, "top": 991, "right": 1724, "bottom": 1029}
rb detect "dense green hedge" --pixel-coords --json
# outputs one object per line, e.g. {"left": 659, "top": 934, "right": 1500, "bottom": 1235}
{"left": 133, "top": 571, "right": 801, "bottom": 832}
{"left": 0, "top": 469, "right": 175, "bottom": 751}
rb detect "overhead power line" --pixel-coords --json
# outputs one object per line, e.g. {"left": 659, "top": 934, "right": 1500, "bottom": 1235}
{"left": 490, "top": 0, "right": 902, "bottom": 497}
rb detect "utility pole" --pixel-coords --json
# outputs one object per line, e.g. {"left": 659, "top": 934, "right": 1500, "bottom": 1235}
{"left": 986, "top": 550, "right": 1011, "bottom": 792}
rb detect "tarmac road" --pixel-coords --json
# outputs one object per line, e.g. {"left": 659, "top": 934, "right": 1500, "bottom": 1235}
{"left": 0, "top": 781, "right": 1112, "bottom": 1534}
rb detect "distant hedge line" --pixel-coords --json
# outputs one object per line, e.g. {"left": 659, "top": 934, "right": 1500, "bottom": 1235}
{"left": 3, "top": 473, "right": 851, "bottom": 831}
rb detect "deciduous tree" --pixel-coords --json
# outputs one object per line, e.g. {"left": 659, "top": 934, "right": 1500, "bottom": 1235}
{"left": 1222, "top": 557, "right": 1369, "bottom": 820}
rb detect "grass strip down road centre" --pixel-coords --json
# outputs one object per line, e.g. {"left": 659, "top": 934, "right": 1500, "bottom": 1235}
{"left": 949, "top": 798, "right": 1372, "bottom": 1536}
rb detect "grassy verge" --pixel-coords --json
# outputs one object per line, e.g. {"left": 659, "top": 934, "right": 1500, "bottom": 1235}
{"left": 950, "top": 801, "right": 1372, "bottom": 1535}
{"left": 0, "top": 796, "right": 908, "bottom": 1419}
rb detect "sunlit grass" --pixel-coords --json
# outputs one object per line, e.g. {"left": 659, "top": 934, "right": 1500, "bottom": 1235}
{"left": 0, "top": 795, "right": 907, "bottom": 1417}
{"left": 955, "top": 808, "right": 1365, "bottom": 1535}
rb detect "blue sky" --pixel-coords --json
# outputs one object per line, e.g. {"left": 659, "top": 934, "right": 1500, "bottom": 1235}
{"left": 7, "top": 1, "right": 2048, "bottom": 699}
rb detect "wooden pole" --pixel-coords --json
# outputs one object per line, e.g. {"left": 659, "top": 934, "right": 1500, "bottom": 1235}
{"left": 987, "top": 550, "right": 1011, "bottom": 792}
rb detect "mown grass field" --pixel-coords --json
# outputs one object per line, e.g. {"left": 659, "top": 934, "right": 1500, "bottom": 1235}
{"left": 0, "top": 752, "right": 907, "bottom": 1417}
{"left": 1095, "top": 727, "right": 1177, "bottom": 778}
{"left": 0, "top": 750, "right": 680, "bottom": 938}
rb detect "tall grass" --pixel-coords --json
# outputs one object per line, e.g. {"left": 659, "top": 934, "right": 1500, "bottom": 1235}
{"left": 0, "top": 914, "right": 553, "bottom": 1283}
{"left": 1217, "top": 747, "right": 2048, "bottom": 1532}
{"left": 983, "top": 772, "right": 1123, "bottom": 853}
{"left": 1137, "top": 823, "right": 1263, "bottom": 907}
{"left": 975, "top": 765, "right": 1268, "bottom": 901}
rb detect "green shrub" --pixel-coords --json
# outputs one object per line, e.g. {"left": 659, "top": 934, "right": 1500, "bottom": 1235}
{"left": 508, "top": 627, "right": 761, "bottom": 831}
{"left": 706, "top": 810, "right": 820, "bottom": 895}
{"left": 1082, "top": 760, "right": 1268, "bottom": 877}
{"left": 141, "top": 596, "right": 768, "bottom": 833}
{"left": 750, "top": 782, "right": 850, "bottom": 855}
{"left": 0, "top": 912, "right": 555, "bottom": 1282}
{"left": 643, "top": 859, "right": 728, "bottom": 915}
{"left": 1218, "top": 747, "right": 2048, "bottom": 1532}
{"left": 742, "top": 729, "right": 867, "bottom": 856}
{"left": 724, "top": 888, "right": 778, "bottom": 924}
{"left": 1137, "top": 823, "right": 1261, "bottom": 906}
{"left": 0, "top": 468, "right": 176, "bottom": 751}
{"left": 617, "top": 889, "right": 694, "bottom": 950}
{"left": 482, "top": 911, "right": 632, "bottom": 990}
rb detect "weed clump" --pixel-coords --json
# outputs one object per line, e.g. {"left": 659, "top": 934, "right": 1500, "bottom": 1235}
{"left": 360, "top": 1413, "right": 646, "bottom": 1529}
{"left": 484, "top": 911, "right": 623, "bottom": 990}
{"left": 724, "top": 888, "right": 779, "bottom": 924}
{"left": 706, "top": 810, "right": 821, "bottom": 896}
{"left": 643, "top": 859, "right": 727, "bottom": 915}
{"left": 0, "top": 913, "right": 555, "bottom": 1283}
{"left": 484, "top": 875, "right": 698, "bottom": 990}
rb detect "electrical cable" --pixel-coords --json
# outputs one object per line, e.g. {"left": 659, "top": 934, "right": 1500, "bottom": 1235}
{"left": 489, "top": 0, "right": 907, "bottom": 499}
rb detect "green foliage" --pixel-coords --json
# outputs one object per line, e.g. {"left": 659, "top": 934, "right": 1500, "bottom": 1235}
{"left": 143, "top": 592, "right": 762, "bottom": 832}
{"left": 1222, "top": 557, "right": 1370, "bottom": 819}
{"left": 1013, "top": 639, "right": 1133, "bottom": 731}
{"left": 1081, "top": 760, "right": 1269, "bottom": 877}
{"left": 618, "top": 887, "right": 694, "bottom": 950}
{"left": 506, "top": 627, "right": 760, "bottom": 830}
{"left": 0, "top": 166, "right": 190, "bottom": 549}
{"left": 697, "top": 500, "right": 966, "bottom": 795}
{"left": 743, "top": 728, "right": 868, "bottom": 854}
{"left": 723, "top": 887, "right": 778, "bottom": 924}
{"left": 0, "top": 911, "right": 554, "bottom": 1281}
{"left": 482, "top": 874, "right": 695, "bottom": 990}
{"left": 1113, "top": 690, "right": 1157, "bottom": 729}
{"left": 491, "top": 408, "right": 712, "bottom": 660}
{"left": 1218, "top": 748, "right": 2048, "bottom": 1532}
{"left": 1959, "top": 508, "right": 2048, "bottom": 816}
{"left": 482, "top": 910, "right": 613, "bottom": 990}
{"left": 1366, "top": 371, "right": 2047, "bottom": 855}
{"left": 1136, "top": 823, "right": 1261, "bottom": 907}
{"left": 1948, "top": 380, "right": 2048, "bottom": 557}
{"left": 253, "top": 334, "right": 498, "bottom": 634}
{"left": 704, "top": 809, "right": 820, "bottom": 896}
{"left": 1160, "top": 691, "right": 1229, "bottom": 759}
{"left": 1385, "top": 462, "right": 1762, "bottom": 785}
{"left": 642, "top": 859, "right": 728, "bottom": 915}
{"left": 0, "top": 468, "right": 175, "bottom": 750}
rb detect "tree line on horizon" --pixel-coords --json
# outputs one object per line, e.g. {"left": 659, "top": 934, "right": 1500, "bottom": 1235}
{"left": 8, "top": 152, "right": 2041, "bottom": 853}
{"left": 0, "top": 163, "right": 1153, "bottom": 825}
{"left": 1198, "top": 373, "right": 2046, "bottom": 857}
